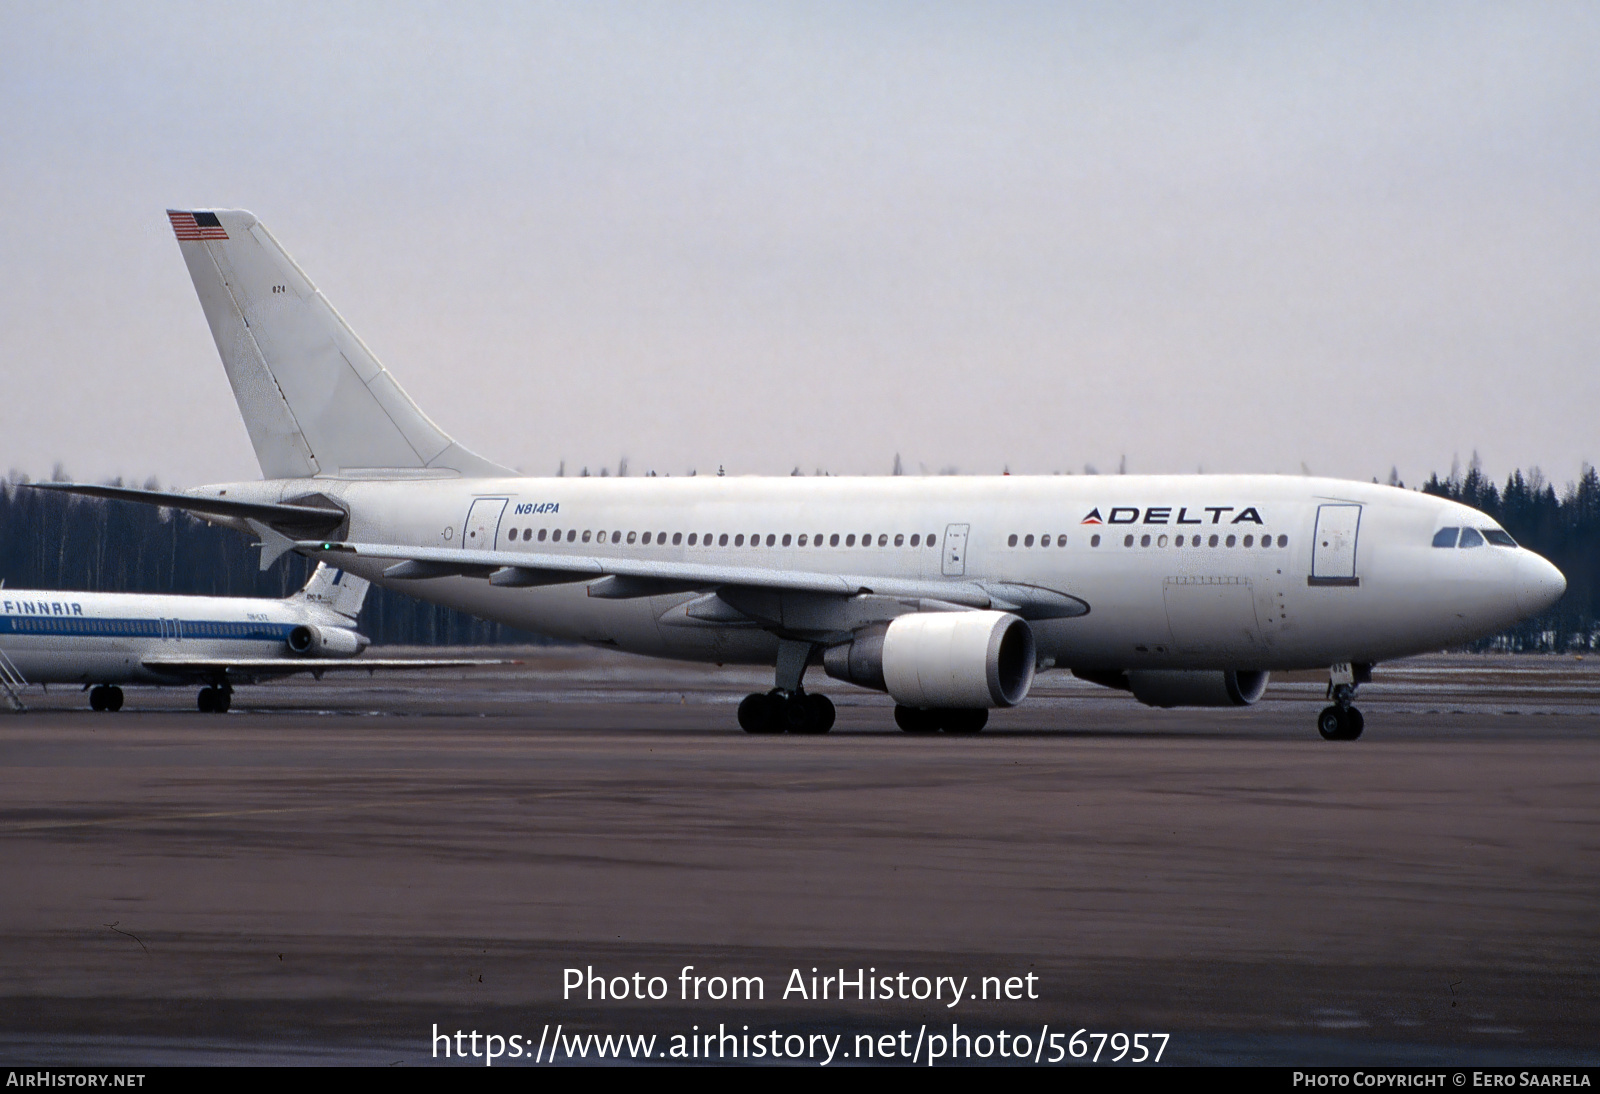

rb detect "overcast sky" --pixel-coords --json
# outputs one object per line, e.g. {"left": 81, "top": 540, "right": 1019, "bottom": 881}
{"left": 2, "top": 2, "right": 1597, "bottom": 489}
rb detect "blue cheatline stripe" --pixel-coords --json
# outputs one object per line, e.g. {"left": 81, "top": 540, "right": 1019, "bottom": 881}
{"left": 0, "top": 617, "right": 295, "bottom": 641}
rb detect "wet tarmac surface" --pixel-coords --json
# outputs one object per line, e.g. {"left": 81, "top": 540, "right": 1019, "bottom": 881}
{"left": 1, "top": 650, "right": 1597, "bottom": 1066}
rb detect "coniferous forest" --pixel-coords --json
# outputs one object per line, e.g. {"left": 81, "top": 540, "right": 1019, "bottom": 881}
{"left": 2, "top": 466, "right": 1596, "bottom": 650}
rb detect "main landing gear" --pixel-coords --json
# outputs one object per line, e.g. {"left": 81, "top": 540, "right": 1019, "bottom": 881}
{"left": 739, "top": 638, "right": 835, "bottom": 735}
{"left": 894, "top": 706, "right": 988, "bottom": 734}
{"left": 88, "top": 685, "right": 124, "bottom": 712}
{"left": 197, "top": 685, "right": 232, "bottom": 713}
{"left": 1317, "top": 662, "right": 1367, "bottom": 741}
{"left": 738, "top": 689, "right": 836, "bottom": 734}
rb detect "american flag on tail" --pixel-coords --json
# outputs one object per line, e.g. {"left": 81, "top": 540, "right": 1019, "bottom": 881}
{"left": 167, "top": 210, "right": 228, "bottom": 241}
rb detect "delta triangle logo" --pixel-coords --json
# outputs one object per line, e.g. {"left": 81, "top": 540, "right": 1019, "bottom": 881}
{"left": 1081, "top": 508, "right": 1104, "bottom": 525}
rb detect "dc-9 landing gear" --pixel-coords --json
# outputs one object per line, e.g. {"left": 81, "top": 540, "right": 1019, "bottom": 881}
{"left": 197, "top": 685, "right": 232, "bottom": 713}
{"left": 739, "top": 639, "right": 834, "bottom": 735}
{"left": 88, "top": 685, "right": 124, "bottom": 712}
{"left": 1317, "top": 662, "right": 1367, "bottom": 741}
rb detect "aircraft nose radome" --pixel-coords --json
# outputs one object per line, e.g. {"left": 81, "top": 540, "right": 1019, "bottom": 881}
{"left": 1516, "top": 553, "right": 1567, "bottom": 616}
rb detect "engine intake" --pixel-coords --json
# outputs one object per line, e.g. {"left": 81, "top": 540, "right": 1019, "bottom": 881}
{"left": 824, "top": 610, "right": 1036, "bottom": 709}
{"left": 287, "top": 624, "right": 368, "bottom": 658}
{"left": 1125, "top": 669, "right": 1270, "bottom": 708}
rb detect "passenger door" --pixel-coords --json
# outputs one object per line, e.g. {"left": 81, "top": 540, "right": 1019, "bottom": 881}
{"left": 1309, "top": 504, "right": 1362, "bottom": 587}
{"left": 463, "top": 498, "right": 508, "bottom": 552}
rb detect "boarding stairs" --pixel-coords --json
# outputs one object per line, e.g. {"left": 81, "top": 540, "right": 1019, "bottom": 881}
{"left": 0, "top": 650, "right": 27, "bottom": 711}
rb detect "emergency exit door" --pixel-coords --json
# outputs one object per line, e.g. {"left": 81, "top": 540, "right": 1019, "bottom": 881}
{"left": 942, "top": 524, "right": 970, "bottom": 576}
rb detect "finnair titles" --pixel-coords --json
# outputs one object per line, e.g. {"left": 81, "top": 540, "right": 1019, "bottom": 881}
{"left": 31, "top": 208, "right": 1568, "bottom": 738}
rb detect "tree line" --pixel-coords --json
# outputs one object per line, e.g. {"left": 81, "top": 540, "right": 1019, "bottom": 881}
{"left": 2, "top": 465, "right": 1596, "bottom": 650}
{"left": 1420, "top": 462, "right": 1599, "bottom": 651}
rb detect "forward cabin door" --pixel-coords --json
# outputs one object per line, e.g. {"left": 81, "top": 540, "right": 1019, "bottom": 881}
{"left": 1309, "top": 504, "right": 1362, "bottom": 587}
{"left": 942, "top": 524, "right": 970, "bottom": 576}
{"left": 463, "top": 498, "right": 508, "bottom": 552}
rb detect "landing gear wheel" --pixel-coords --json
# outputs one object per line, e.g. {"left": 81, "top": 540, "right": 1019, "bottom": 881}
{"left": 941, "top": 708, "right": 988, "bottom": 734}
{"left": 104, "top": 686, "right": 123, "bottom": 712}
{"left": 895, "top": 705, "right": 939, "bottom": 733}
{"left": 779, "top": 691, "right": 812, "bottom": 733}
{"left": 1317, "top": 706, "right": 1345, "bottom": 740}
{"left": 198, "top": 687, "right": 231, "bottom": 714}
{"left": 89, "top": 686, "right": 108, "bottom": 712}
{"left": 1317, "top": 705, "right": 1363, "bottom": 740}
{"left": 738, "top": 692, "right": 780, "bottom": 734}
{"left": 803, "top": 693, "right": 835, "bottom": 734}
{"left": 1342, "top": 706, "right": 1363, "bottom": 740}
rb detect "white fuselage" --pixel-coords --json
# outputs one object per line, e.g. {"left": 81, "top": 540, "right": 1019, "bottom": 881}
{"left": 0, "top": 589, "right": 331, "bottom": 686}
{"left": 194, "top": 473, "right": 1561, "bottom": 674}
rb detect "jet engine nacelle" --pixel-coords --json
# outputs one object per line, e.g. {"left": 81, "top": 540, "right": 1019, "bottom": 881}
{"left": 1126, "top": 669, "right": 1270, "bottom": 708}
{"left": 824, "top": 610, "right": 1036, "bottom": 708}
{"left": 286, "top": 624, "right": 368, "bottom": 658}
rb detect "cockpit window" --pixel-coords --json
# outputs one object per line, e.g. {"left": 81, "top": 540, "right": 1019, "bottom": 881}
{"left": 1458, "top": 527, "right": 1485, "bottom": 548}
{"left": 1432, "top": 527, "right": 1459, "bottom": 548}
{"left": 1483, "top": 529, "right": 1518, "bottom": 547}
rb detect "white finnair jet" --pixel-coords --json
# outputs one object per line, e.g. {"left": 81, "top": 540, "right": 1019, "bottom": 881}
{"left": 30, "top": 209, "right": 1568, "bottom": 738}
{"left": 0, "top": 562, "right": 503, "bottom": 712}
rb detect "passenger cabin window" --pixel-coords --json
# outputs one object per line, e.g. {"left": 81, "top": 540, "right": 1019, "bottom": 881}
{"left": 1433, "top": 527, "right": 1460, "bottom": 548}
{"left": 1458, "top": 528, "right": 1485, "bottom": 548}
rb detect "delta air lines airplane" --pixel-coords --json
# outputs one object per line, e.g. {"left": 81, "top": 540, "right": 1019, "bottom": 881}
{"left": 30, "top": 209, "right": 1568, "bottom": 738}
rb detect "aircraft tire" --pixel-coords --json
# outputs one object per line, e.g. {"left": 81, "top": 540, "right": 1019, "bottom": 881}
{"left": 198, "top": 688, "right": 216, "bottom": 714}
{"left": 895, "top": 705, "right": 938, "bottom": 733}
{"left": 941, "top": 708, "right": 988, "bottom": 734}
{"left": 216, "top": 689, "right": 232, "bottom": 714}
{"left": 89, "top": 686, "right": 107, "bottom": 712}
{"left": 1343, "top": 707, "right": 1364, "bottom": 740}
{"left": 803, "top": 693, "right": 835, "bottom": 734}
{"left": 105, "top": 687, "right": 123, "bottom": 712}
{"left": 1317, "top": 706, "right": 1346, "bottom": 741}
{"left": 738, "top": 692, "right": 779, "bottom": 734}
{"left": 779, "top": 693, "right": 813, "bottom": 733}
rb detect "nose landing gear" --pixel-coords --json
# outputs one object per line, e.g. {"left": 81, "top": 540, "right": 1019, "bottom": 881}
{"left": 1317, "top": 663, "right": 1368, "bottom": 740}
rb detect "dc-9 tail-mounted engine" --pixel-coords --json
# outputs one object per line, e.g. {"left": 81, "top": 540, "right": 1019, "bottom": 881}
{"left": 286, "top": 624, "right": 368, "bottom": 658}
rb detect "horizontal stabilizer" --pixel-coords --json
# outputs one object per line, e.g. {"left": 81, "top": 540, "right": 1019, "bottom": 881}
{"left": 23, "top": 482, "right": 346, "bottom": 535}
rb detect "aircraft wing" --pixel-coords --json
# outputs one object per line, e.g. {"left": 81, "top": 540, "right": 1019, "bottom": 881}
{"left": 299, "top": 540, "right": 1089, "bottom": 620}
{"left": 142, "top": 656, "right": 518, "bottom": 679}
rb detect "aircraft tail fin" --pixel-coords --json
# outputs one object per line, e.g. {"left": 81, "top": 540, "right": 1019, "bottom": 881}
{"left": 167, "top": 209, "right": 511, "bottom": 480}
{"left": 294, "top": 562, "right": 370, "bottom": 620}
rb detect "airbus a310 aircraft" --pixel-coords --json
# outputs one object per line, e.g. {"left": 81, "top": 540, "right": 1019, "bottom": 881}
{"left": 30, "top": 209, "right": 1568, "bottom": 738}
{"left": 0, "top": 562, "right": 500, "bottom": 712}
